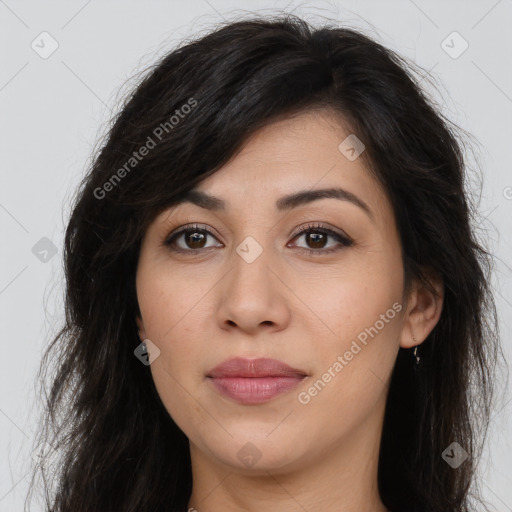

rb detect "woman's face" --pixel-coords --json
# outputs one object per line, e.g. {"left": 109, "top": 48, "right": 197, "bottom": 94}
{"left": 135, "top": 110, "right": 415, "bottom": 476}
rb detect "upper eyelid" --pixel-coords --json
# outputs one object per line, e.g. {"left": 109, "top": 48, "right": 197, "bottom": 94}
{"left": 166, "top": 223, "right": 220, "bottom": 241}
{"left": 289, "top": 223, "right": 347, "bottom": 239}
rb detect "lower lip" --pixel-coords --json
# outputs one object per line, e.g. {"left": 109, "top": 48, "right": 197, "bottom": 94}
{"left": 208, "top": 376, "right": 305, "bottom": 404}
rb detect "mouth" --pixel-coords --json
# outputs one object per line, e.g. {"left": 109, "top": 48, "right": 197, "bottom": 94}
{"left": 206, "top": 357, "right": 308, "bottom": 405}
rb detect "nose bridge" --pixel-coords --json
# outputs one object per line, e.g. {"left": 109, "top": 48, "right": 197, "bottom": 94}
{"left": 217, "top": 231, "right": 290, "bottom": 332}
{"left": 230, "top": 233, "right": 274, "bottom": 298}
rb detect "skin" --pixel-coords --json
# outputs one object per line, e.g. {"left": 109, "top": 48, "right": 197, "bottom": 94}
{"left": 135, "top": 109, "right": 443, "bottom": 512}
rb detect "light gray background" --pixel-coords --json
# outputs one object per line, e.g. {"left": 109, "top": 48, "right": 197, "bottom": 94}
{"left": 1, "top": 1, "right": 511, "bottom": 510}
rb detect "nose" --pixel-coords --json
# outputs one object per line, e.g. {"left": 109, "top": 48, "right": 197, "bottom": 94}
{"left": 216, "top": 245, "right": 291, "bottom": 335}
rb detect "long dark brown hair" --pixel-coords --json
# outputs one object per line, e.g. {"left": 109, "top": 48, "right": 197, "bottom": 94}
{"left": 26, "top": 14, "right": 501, "bottom": 512}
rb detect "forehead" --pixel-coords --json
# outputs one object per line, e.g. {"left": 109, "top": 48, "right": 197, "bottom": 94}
{"left": 171, "top": 110, "right": 389, "bottom": 221}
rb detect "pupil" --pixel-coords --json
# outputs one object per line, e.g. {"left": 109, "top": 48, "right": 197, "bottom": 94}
{"left": 308, "top": 232, "right": 325, "bottom": 249}
{"left": 187, "top": 232, "right": 205, "bottom": 248}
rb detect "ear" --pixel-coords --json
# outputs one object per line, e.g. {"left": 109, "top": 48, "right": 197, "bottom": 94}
{"left": 399, "top": 268, "right": 444, "bottom": 349}
{"left": 136, "top": 315, "right": 146, "bottom": 341}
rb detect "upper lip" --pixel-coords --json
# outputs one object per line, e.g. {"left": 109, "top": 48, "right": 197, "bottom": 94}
{"left": 207, "top": 357, "right": 307, "bottom": 378}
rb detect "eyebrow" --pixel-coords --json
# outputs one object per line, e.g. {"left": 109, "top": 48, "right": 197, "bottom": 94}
{"left": 175, "top": 187, "right": 374, "bottom": 220}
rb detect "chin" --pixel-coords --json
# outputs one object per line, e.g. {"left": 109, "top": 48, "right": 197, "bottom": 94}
{"left": 195, "top": 429, "right": 314, "bottom": 475}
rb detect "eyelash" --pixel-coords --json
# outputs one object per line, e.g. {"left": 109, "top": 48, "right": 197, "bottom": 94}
{"left": 162, "top": 222, "right": 353, "bottom": 256}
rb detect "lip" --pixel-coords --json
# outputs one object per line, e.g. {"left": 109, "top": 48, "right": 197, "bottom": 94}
{"left": 206, "top": 357, "right": 307, "bottom": 405}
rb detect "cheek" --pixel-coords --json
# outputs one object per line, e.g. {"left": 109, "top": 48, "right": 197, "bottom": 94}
{"left": 136, "top": 268, "right": 207, "bottom": 405}
{"left": 298, "top": 265, "right": 403, "bottom": 349}
{"left": 296, "top": 312, "right": 401, "bottom": 442}
{"left": 294, "top": 237, "right": 403, "bottom": 335}
{"left": 141, "top": 306, "right": 208, "bottom": 437}
{"left": 296, "top": 268, "right": 403, "bottom": 415}
{"left": 149, "top": 357, "right": 206, "bottom": 441}
{"left": 136, "top": 262, "right": 212, "bottom": 342}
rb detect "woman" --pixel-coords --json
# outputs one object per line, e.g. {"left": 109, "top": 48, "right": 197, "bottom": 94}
{"left": 28, "top": 14, "right": 500, "bottom": 512}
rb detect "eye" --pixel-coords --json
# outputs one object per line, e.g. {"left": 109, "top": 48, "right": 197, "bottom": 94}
{"left": 162, "top": 222, "right": 353, "bottom": 255}
{"left": 162, "top": 223, "right": 223, "bottom": 252}
{"left": 288, "top": 222, "right": 353, "bottom": 255}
